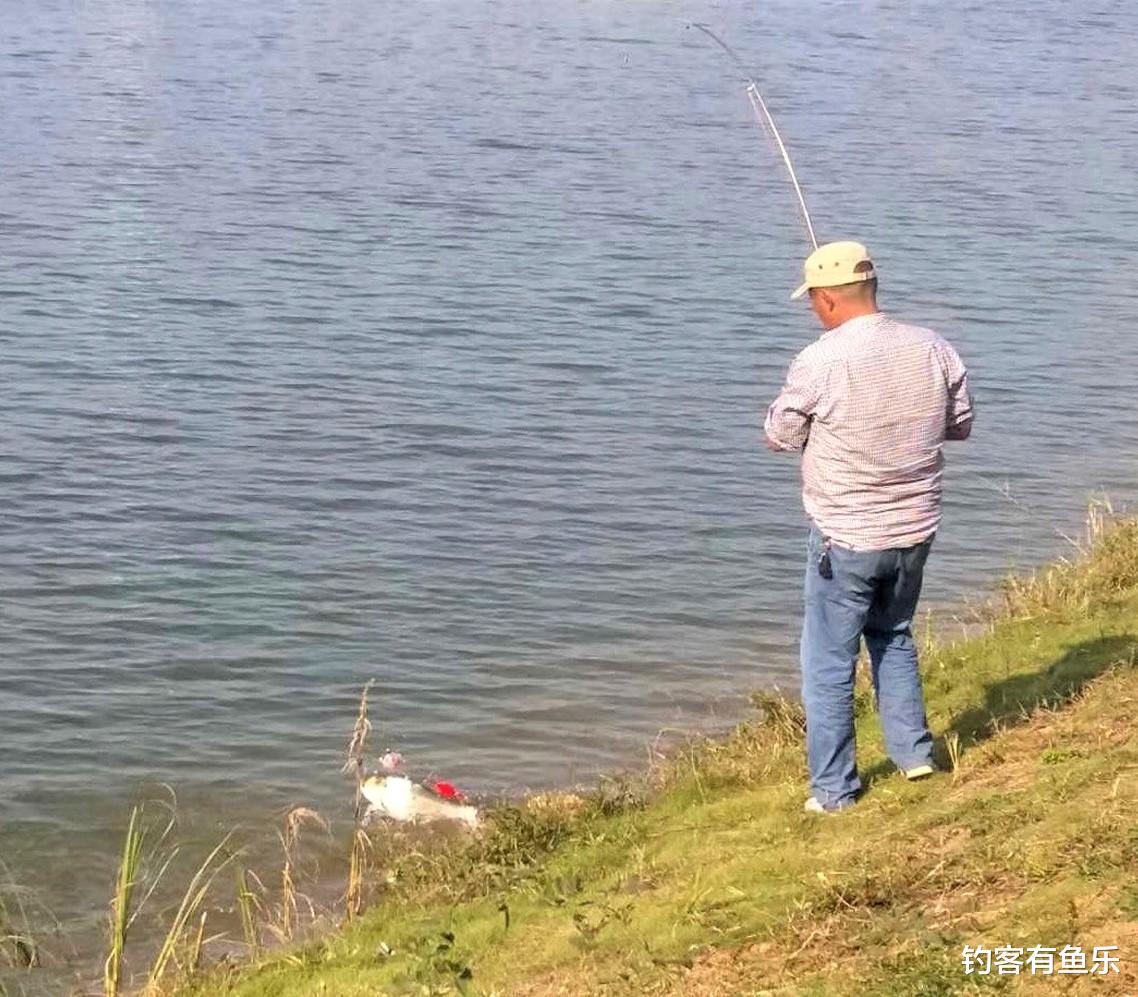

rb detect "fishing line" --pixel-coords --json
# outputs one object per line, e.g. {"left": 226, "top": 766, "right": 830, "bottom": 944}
{"left": 688, "top": 22, "right": 818, "bottom": 250}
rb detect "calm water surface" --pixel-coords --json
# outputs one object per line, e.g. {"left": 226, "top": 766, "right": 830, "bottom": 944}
{"left": 2, "top": 0, "right": 1137, "bottom": 981}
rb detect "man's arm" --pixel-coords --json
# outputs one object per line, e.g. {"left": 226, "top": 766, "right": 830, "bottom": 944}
{"left": 764, "top": 354, "right": 818, "bottom": 452}
{"left": 941, "top": 343, "right": 974, "bottom": 441}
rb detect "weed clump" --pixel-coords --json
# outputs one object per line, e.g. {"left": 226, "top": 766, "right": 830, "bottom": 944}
{"left": 1000, "top": 502, "right": 1138, "bottom": 619}
{"left": 381, "top": 782, "right": 644, "bottom": 904}
{"left": 1, "top": 880, "right": 42, "bottom": 972}
{"left": 655, "top": 689, "right": 806, "bottom": 795}
{"left": 748, "top": 690, "right": 807, "bottom": 743}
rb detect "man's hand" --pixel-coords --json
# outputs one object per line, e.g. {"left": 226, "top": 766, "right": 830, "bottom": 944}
{"left": 765, "top": 435, "right": 787, "bottom": 452}
{"left": 946, "top": 418, "right": 972, "bottom": 441}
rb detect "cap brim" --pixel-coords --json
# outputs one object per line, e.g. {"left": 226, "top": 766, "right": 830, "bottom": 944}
{"left": 790, "top": 282, "right": 810, "bottom": 301}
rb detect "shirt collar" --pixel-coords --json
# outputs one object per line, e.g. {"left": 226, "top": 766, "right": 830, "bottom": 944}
{"left": 819, "top": 311, "right": 884, "bottom": 341}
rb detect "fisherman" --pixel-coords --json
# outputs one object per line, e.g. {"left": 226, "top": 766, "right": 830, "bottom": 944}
{"left": 765, "top": 241, "right": 973, "bottom": 814}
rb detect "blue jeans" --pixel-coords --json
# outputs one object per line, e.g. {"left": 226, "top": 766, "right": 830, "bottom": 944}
{"left": 801, "top": 527, "right": 935, "bottom": 809}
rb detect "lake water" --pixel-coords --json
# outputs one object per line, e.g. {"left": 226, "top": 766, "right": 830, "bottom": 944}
{"left": 2, "top": 0, "right": 1137, "bottom": 983}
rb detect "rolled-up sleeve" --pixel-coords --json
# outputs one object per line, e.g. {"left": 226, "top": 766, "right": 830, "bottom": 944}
{"left": 940, "top": 343, "right": 974, "bottom": 441}
{"left": 765, "top": 353, "right": 819, "bottom": 452}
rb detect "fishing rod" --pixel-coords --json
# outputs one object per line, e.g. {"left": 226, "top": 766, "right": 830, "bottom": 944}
{"left": 689, "top": 24, "right": 1087, "bottom": 546}
{"left": 687, "top": 22, "right": 818, "bottom": 251}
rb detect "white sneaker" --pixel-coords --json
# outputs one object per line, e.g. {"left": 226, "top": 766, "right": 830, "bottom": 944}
{"left": 904, "top": 764, "right": 935, "bottom": 781}
{"left": 804, "top": 796, "right": 850, "bottom": 814}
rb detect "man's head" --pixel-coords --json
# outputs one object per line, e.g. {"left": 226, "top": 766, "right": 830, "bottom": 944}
{"left": 790, "top": 241, "right": 879, "bottom": 330}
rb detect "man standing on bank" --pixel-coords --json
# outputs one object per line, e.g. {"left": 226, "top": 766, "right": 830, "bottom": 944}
{"left": 765, "top": 241, "right": 974, "bottom": 814}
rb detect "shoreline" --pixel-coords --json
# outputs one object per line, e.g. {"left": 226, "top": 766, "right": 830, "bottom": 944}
{"left": 0, "top": 507, "right": 1100, "bottom": 997}
{"left": 7, "top": 512, "right": 1130, "bottom": 996}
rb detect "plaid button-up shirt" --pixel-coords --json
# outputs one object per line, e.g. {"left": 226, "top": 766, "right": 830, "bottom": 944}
{"left": 765, "top": 312, "right": 973, "bottom": 551}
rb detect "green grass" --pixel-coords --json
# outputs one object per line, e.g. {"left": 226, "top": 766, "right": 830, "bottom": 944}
{"left": 167, "top": 516, "right": 1138, "bottom": 997}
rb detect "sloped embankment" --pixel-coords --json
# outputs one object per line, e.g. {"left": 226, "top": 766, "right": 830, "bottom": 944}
{"left": 179, "top": 517, "right": 1138, "bottom": 997}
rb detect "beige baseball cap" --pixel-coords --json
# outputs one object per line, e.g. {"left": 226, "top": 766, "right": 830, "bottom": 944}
{"left": 791, "top": 241, "right": 876, "bottom": 300}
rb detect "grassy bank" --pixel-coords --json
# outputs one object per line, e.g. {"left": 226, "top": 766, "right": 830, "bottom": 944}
{"left": 28, "top": 513, "right": 1138, "bottom": 997}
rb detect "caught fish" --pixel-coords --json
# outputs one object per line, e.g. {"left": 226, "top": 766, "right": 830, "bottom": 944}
{"left": 361, "top": 774, "right": 480, "bottom": 829}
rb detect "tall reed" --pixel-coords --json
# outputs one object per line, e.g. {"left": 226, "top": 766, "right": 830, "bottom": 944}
{"left": 345, "top": 828, "right": 373, "bottom": 923}
{"left": 235, "top": 868, "right": 265, "bottom": 957}
{"left": 276, "top": 808, "right": 328, "bottom": 941}
{"left": 104, "top": 805, "right": 146, "bottom": 997}
{"left": 342, "top": 681, "right": 378, "bottom": 921}
{"left": 141, "top": 834, "right": 235, "bottom": 995}
{"left": 102, "top": 797, "right": 235, "bottom": 997}
{"left": 342, "top": 680, "right": 376, "bottom": 817}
